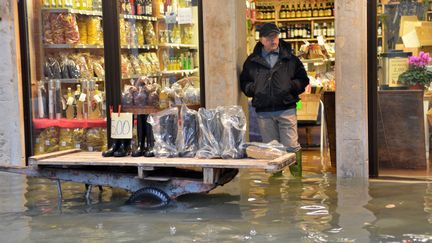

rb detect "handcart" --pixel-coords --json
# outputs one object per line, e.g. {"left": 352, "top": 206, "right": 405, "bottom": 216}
{"left": 0, "top": 149, "right": 296, "bottom": 207}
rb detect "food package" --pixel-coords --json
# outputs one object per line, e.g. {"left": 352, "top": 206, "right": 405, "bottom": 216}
{"left": 136, "top": 22, "right": 144, "bottom": 46}
{"left": 121, "top": 54, "right": 133, "bottom": 77}
{"left": 129, "top": 55, "right": 142, "bottom": 74}
{"left": 86, "top": 127, "right": 104, "bottom": 152}
{"left": 144, "top": 22, "right": 157, "bottom": 45}
{"left": 45, "top": 56, "right": 62, "bottom": 79}
{"left": 66, "top": 55, "right": 81, "bottom": 79}
{"left": 101, "top": 128, "right": 108, "bottom": 152}
{"left": 119, "top": 18, "right": 127, "bottom": 46}
{"left": 148, "top": 53, "right": 160, "bottom": 73}
{"left": 70, "top": 53, "right": 92, "bottom": 79}
{"left": 183, "top": 83, "right": 200, "bottom": 105}
{"left": 138, "top": 53, "right": 151, "bottom": 74}
{"left": 43, "top": 13, "right": 54, "bottom": 44}
{"left": 59, "top": 53, "right": 71, "bottom": 79}
{"left": 34, "top": 127, "right": 60, "bottom": 155}
{"left": 220, "top": 106, "right": 246, "bottom": 159}
{"left": 92, "top": 56, "right": 105, "bottom": 78}
{"left": 178, "top": 105, "right": 199, "bottom": 157}
{"left": 147, "top": 107, "right": 179, "bottom": 158}
{"left": 62, "top": 13, "right": 80, "bottom": 44}
{"left": 87, "top": 17, "right": 103, "bottom": 45}
{"left": 34, "top": 127, "right": 59, "bottom": 155}
{"left": 72, "top": 128, "right": 86, "bottom": 150}
{"left": 51, "top": 14, "right": 66, "bottom": 44}
{"left": 147, "top": 82, "right": 160, "bottom": 107}
{"left": 122, "top": 85, "right": 137, "bottom": 106}
{"left": 59, "top": 128, "right": 75, "bottom": 150}
{"left": 244, "top": 140, "right": 287, "bottom": 160}
{"left": 196, "top": 108, "right": 224, "bottom": 159}
{"left": 130, "top": 22, "right": 138, "bottom": 46}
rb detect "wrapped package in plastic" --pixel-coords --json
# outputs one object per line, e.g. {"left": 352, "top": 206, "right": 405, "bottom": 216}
{"left": 59, "top": 128, "right": 75, "bottom": 151}
{"left": 67, "top": 56, "right": 80, "bottom": 79}
{"left": 136, "top": 22, "right": 144, "bottom": 46}
{"left": 244, "top": 140, "right": 287, "bottom": 160}
{"left": 62, "top": 13, "right": 80, "bottom": 44}
{"left": 121, "top": 54, "right": 133, "bottom": 77}
{"left": 196, "top": 108, "right": 224, "bottom": 159}
{"left": 77, "top": 16, "right": 88, "bottom": 44}
{"left": 41, "top": 127, "right": 60, "bottom": 154}
{"left": 86, "top": 128, "right": 104, "bottom": 152}
{"left": 220, "top": 106, "right": 246, "bottom": 159}
{"left": 70, "top": 54, "right": 92, "bottom": 79}
{"left": 178, "top": 105, "right": 199, "bottom": 157}
{"left": 72, "top": 128, "right": 86, "bottom": 150}
{"left": 92, "top": 56, "right": 105, "bottom": 78}
{"left": 87, "top": 17, "right": 103, "bottom": 45}
{"left": 59, "top": 53, "right": 71, "bottom": 79}
{"left": 147, "top": 107, "right": 179, "bottom": 158}
{"left": 51, "top": 14, "right": 66, "bottom": 44}
{"left": 100, "top": 128, "right": 108, "bottom": 152}
{"left": 146, "top": 81, "right": 160, "bottom": 107}
{"left": 122, "top": 84, "right": 136, "bottom": 106}
{"left": 43, "top": 13, "right": 54, "bottom": 44}
{"left": 45, "top": 56, "right": 62, "bottom": 79}
{"left": 144, "top": 22, "right": 157, "bottom": 45}
{"left": 129, "top": 55, "right": 142, "bottom": 74}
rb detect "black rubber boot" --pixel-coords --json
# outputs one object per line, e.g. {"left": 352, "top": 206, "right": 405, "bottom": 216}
{"left": 132, "top": 115, "right": 146, "bottom": 157}
{"left": 114, "top": 139, "right": 131, "bottom": 157}
{"left": 143, "top": 118, "right": 155, "bottom": 157}
{"left": 102, "top": 139, "right": 121, "bottom": 157}
{"left": 289, "top": 150, "right": 302, "bottom": 178}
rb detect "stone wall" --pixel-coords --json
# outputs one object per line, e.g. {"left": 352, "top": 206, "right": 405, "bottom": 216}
{"left": 0, "top": 0, "right": 26, "bottom": 166}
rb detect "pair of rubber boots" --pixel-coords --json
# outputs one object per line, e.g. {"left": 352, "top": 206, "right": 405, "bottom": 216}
{"left": 132, "top": 114, "right": 155, "bottom": 157}
{"left": 102, "top": 139, "right": 131, "bottom": 157}
{"left": 289, "top": 150, "right": 302, "bottom": 177}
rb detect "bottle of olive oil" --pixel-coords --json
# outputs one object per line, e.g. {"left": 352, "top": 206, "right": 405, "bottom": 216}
{"left": 65, "top": 87, "right": 76, "bottom": 119}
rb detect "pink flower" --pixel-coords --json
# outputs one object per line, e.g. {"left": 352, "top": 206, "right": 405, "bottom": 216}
{"left": 408, "top": 52, "right": 431, "bottom": 68}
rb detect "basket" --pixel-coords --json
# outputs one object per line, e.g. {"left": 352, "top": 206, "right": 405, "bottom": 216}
{"left": 297, "top": 93, "right": 321, "bottom": 121}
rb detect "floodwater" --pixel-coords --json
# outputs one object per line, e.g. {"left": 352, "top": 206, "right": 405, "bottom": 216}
{"left": 1, "top": 169, "right": 432, "bottom": 243}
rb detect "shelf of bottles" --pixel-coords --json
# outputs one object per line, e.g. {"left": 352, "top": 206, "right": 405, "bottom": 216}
{"left": 252, "top": 0, "right": 336, "bottom": 54}
{"left": 120, "top": 0, "right": 201, "bottom": 114}
{"left": 33, "top": 0, "right": 108, "bottom": 155}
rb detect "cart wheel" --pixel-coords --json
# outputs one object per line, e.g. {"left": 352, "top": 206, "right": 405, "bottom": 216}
{"left": 126, "top": 187, "right": 170, "bottom": 208}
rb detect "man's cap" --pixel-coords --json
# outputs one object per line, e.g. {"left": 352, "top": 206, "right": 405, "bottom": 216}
{"left": 259, "top": 23, "right": 280, "bottom": 37}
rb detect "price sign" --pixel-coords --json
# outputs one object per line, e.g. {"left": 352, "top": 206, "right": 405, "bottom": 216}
{"left": 178, "top": 8, "right": 193, "bottom": 24}
{"left": 111, "top": 113, "right": 133, "bottom": 139}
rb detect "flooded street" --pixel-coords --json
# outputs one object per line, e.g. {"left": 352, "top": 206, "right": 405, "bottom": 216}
{"left": 1, "top": 170, "right": 432, "bottom": 242}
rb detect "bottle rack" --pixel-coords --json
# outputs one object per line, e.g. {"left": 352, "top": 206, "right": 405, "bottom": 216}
{"left": 251, "top": 0, "right": 336, "bottom": 55}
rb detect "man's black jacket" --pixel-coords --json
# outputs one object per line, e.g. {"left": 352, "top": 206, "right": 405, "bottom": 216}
{"left": 240, "top": 40, "right": 310, "bottom": 112}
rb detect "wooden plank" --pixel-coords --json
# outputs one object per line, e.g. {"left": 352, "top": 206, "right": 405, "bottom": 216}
{"left": 33, "top": 151, "right": 296, "bottom": 172}
{"left": 266, "top": 153, "right": 296, "bottom": 172}
{"left": 29, "top": 149, "right": 81, "bottom": 162}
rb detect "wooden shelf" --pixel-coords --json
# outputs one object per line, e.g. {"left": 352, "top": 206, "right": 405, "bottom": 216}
{"left": 283, "top": 37, "right": 335, "bottom": 42}
{"left": 255, "top": 19, "right": 277, "bottom": 23}
{"left": 42, "top": 78, "right": 104, "bottom": 83}
{"left": 121, "top": 45, "right": 158, "bottom": 50}
{"left": 41, "top": 8, "right": 102, "bottom": 16}
{"left": 119, "top": 14, "right": 157, "bottom": 21}
{"left": 278, "top": 16, "right": 334, "bottom": 22}
{"left": 43, "top": 44, "right": 104, "bottom": 49}
{"left": 161, "top": 68, "right": 199, "bottom": 76}
{"left": 122, "top": 73, "right": 161, "bottom": 79}
{"left": 158, "top": 43, "right": 198, "bottom": 49}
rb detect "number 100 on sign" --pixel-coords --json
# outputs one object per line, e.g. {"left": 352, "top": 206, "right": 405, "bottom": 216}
{"left": 111, "top": 113, "right": 133, "bottom": 139}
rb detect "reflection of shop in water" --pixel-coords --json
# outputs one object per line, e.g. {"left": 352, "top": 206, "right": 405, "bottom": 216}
{"left": 365, "top": 181, "right": 431, "bottom": 241}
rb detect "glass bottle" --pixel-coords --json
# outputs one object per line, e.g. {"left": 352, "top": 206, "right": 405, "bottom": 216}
{"left": 65, "top": 87, "right": 75, "bottom": 120}
{"left": 75, "top": 84, "right": 84, "bottom": 120}
{"left": 89, "top": 82, "right": 102, "bottom": 119}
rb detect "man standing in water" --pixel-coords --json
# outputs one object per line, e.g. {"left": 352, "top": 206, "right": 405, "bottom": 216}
{"left": 240, "top": 23, "right": 309, "bottom": 176}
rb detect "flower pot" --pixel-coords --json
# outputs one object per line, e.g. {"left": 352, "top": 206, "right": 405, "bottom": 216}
{"left": 408, "top": 83, "right": 425, "bottom": 90}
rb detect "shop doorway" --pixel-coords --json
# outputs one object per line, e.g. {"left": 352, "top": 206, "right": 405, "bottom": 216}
{"left": 369, "top": 0, "right": 432, "bottom": 179}
{"left": 245, "top": 0, "right": 336, "bottom": 174}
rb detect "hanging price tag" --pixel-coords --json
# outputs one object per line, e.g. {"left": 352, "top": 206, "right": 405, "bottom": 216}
{"left": 67, "top": 97, "right": 75, "bottom": 106}
{"left": 79, "top": 93, "right": 86, "bottom": 102}
{"left": 94, "top": 94, "right": 102, "bottom": 103}
{"left": 111, "top": 112, "right": 133, "bottom": 139}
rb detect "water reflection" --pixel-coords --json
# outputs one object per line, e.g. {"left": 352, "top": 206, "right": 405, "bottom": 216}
{"left": 1, "top": 170, "right": 432, "bottom": 242}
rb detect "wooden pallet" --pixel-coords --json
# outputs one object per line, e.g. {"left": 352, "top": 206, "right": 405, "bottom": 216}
{"left": 29, "top": 149, "right": 296, "bottom": 184}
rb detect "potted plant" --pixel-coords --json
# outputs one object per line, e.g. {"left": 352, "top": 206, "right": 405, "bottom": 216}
{"left": 399, "top": 51, "right": 432, "bottom": 90}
